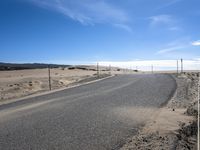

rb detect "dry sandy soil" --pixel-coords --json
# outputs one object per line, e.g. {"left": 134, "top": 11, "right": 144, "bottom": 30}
{"left": 0, "top": 66, "right": 132, "bottom": 102}
{"left": 121, "top": 72, "right": 199, "bottom": 150}
{"left": 0, "top": 67, "right": 111, "bottom": 101}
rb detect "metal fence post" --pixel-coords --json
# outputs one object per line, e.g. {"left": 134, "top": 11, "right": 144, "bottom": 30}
{"left": 97, "top": 62, "right": 99, "bottom": 78}
{"left": 181, "top": 58, "right": 183, "bottom": 73}
{"left": 151, "top": 65, "right": 154, "bottom": 74}
{"left": 48, "top": 65, "right": 51, "bottom": 90}
{"left": 109, "top": 64, "right": 111, "bottom": 75}
{"left": 177, "top": 60, "right": 179, "bottom": 76}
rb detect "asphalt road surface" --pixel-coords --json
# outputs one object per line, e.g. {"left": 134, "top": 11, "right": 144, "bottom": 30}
{"left": 0, "top": 74, "right": 176, "bottom": 150}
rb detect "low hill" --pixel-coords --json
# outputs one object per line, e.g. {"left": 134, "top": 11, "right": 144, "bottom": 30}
{"left": 0, "top": 62, "right": 70, "bottom": 71}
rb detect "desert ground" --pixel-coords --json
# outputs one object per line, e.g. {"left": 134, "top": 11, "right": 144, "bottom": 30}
{"left": 0, "top": 68, "right": 89, "bottom": 101}
{"left": 0, "top": 66, "right": 131, "bottom": 102}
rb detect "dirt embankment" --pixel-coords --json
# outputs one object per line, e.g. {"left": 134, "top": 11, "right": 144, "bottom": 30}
{"left": 121, "top": 72, "right": 199, "bottom": 150}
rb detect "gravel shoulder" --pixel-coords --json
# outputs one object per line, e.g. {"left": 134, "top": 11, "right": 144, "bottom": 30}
{"left": 120, "top": 72, "right": 199, "bottom": 150}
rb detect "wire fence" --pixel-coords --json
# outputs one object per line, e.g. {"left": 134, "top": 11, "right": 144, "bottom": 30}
{"left": 98, "top": 59, "right": 200, "bottom": 72}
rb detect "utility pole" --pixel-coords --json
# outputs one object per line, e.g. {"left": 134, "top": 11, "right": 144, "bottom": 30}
{"left": 177, "top": 60, "right": 179, "bottom": 76}
{"left": 181, "top": 58, "right": 183, "bottom": 73}
{"left": 151, "top": 65, "right": 154, "bottom": 74}
{"left": 97, "top": 62, "right": 100, "bottom": 78}
{"left": 48, "top": 65, "right": 51, "bottom": 90}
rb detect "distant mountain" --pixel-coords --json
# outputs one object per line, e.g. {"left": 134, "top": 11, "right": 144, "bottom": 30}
{"left": 0, "top": 62, "right": 70, "bottom": 71}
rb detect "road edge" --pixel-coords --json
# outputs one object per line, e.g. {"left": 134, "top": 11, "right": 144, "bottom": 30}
{"left": 120, "top": 72, "right": 198, "bottom": 150}
{"left": 160, "top": 74, "right": 178, "bottom": 108}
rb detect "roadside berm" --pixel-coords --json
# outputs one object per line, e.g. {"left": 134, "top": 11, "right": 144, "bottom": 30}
{"left": 121, "top": 72, "right": 199, "bottom": 150}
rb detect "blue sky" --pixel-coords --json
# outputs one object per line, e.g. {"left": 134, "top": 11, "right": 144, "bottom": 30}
{"left": 0, "top": 0, "right": 200, "bottom": 66}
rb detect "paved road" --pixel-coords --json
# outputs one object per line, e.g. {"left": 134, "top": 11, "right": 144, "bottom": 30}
{"left": 0, "top": 74, "right": 176, "bottom": 150}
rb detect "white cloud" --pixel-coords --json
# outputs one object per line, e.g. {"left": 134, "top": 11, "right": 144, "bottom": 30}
{"left": 149, "top": 15, "right": 173, "bottom": 26}
{"left": 168, "top": 27, "right": 181, "bottom": 31}
{"left": 113, "top": 24, "right": 132, "bottom": 32}
{"left": 158, "top": 0, "right": 183, "bottom": 9}
{"left": 29, "top": 0, "right": 131, "bottom": 31}
{"left": 165, "top": 0, "right": 183, "bottom": 6}
{"left": 156, "top": 37, "right": 192, "bottom": 55}
{"left": 191, "top": 40, "right": 200, "bottom": 46}
{"left": 149, "top": 14, "right": 180, "bottom": 31}
{"left": 156, "top": 46, "right": 184, "bottom": 54}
